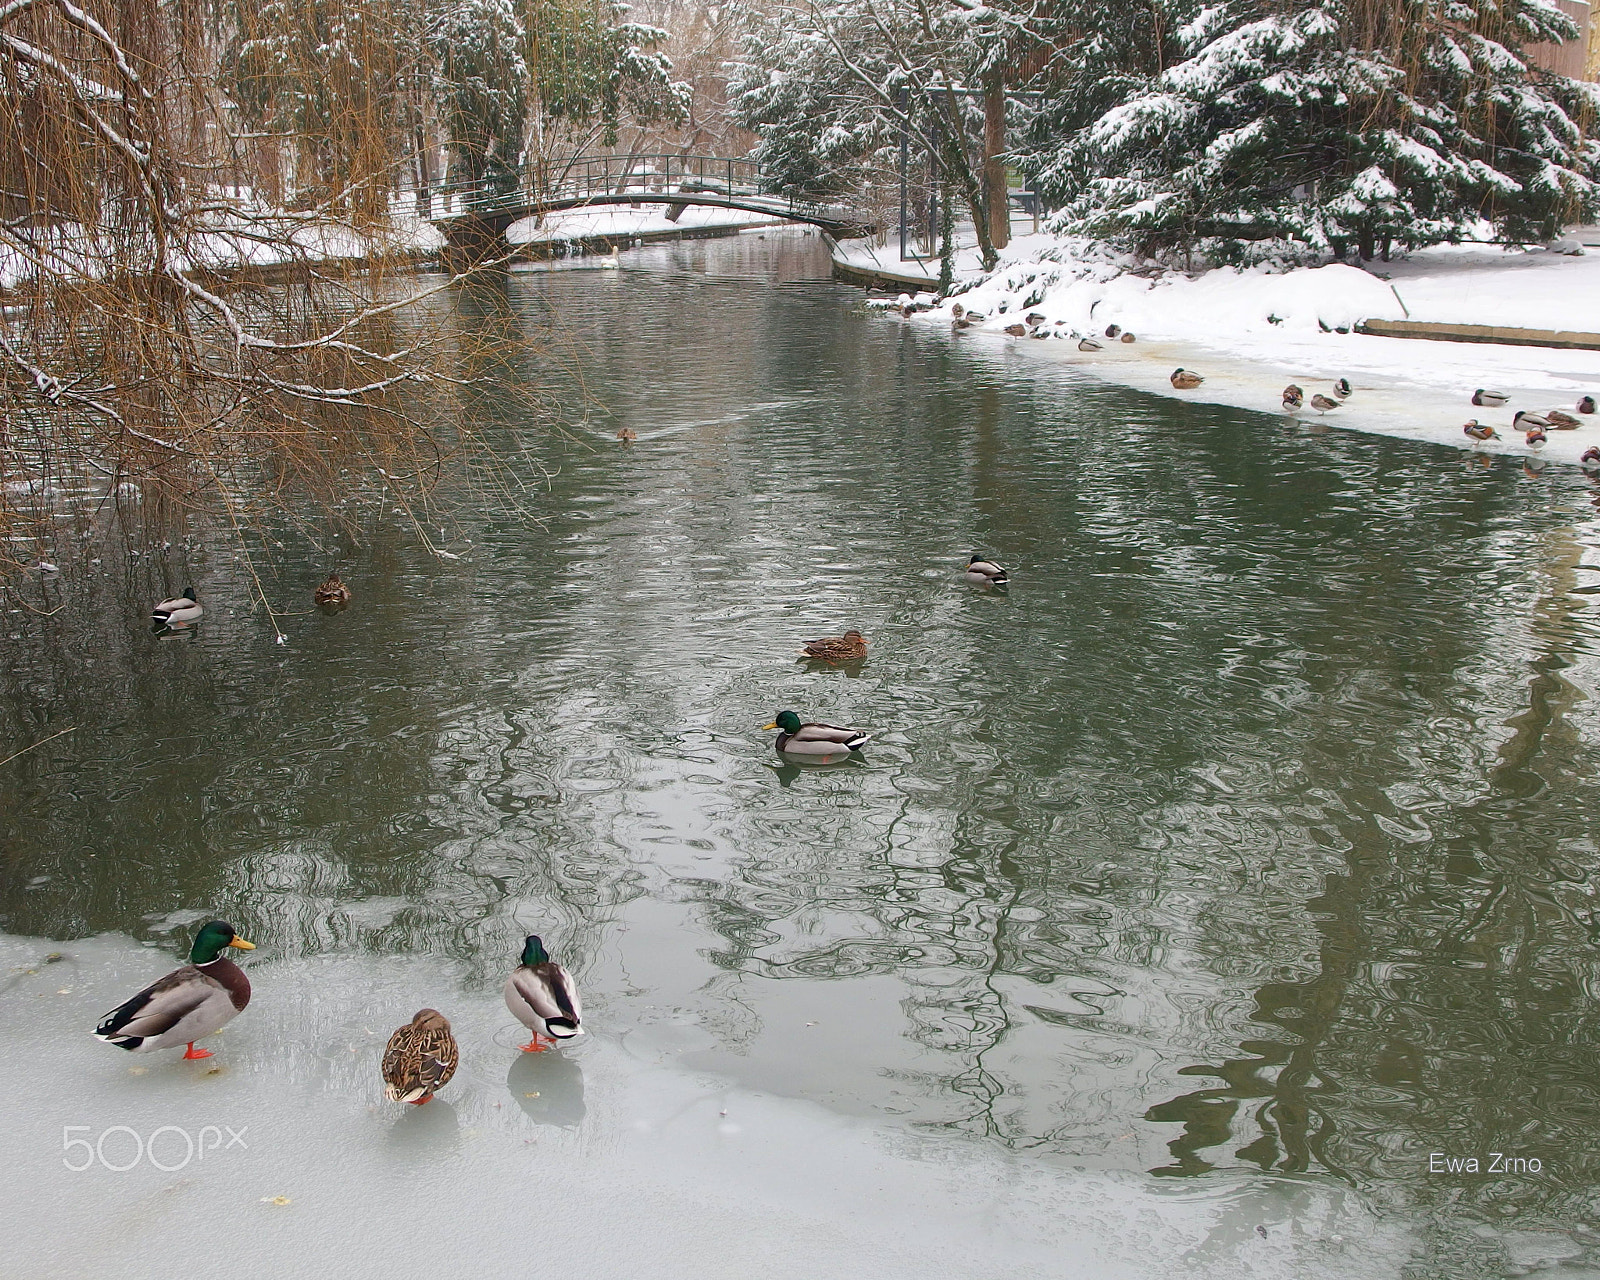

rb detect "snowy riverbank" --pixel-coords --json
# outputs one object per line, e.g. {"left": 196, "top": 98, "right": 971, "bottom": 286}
{"left": 847, "top": 234, "right": 1600, "bottom": 469}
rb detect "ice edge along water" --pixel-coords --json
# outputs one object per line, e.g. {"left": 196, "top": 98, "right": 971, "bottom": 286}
{"left": 0, "top": 931, "right": 1410, "bottom": 1280}
{"left": 848, "top": 233, "right": 1600, "bottom": 470}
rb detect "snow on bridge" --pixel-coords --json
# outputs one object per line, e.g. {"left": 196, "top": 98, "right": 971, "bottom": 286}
{"left": 425, "top": 153, "right": 876, "bottom": 253}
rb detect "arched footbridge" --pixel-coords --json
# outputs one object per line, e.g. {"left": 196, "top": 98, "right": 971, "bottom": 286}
{"left": 425, "top": 153, "right": 876, "bottom": 256}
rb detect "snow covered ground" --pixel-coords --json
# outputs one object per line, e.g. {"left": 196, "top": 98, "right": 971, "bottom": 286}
{"left": 846, "top": 230, "right": 1600, "bottom": 469}
{"left": 508, "top": 204, "right": 783, "bottom": 246}
{"left": 0, "top": 931, "right": 1413, "bottom": 1280}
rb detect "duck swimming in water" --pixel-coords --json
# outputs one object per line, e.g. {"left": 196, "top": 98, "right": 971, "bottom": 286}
{"left": 799, "top": 629, "right": 867, "bottom": 663}
{"left": 964, "top": 553, "right": 1008, "bottom": 585}
{"left": 762, "top": 711, "right": 870, "bottom": 759}
{"left": 152, "top": 587, "right": 203, "bottom": 626}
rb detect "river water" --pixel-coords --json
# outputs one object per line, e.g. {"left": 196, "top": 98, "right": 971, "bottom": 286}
{"left": 4, "top": 229, "right": 1600, "bottom": 1278}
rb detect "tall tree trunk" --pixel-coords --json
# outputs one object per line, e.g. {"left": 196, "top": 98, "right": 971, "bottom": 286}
{"left": 982, "top": 77, "right": 1009, "bottom": 251}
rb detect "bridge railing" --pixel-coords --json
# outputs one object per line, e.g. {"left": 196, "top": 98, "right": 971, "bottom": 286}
{"left": 421, "top": 153, "right": 864, "bottom": 229}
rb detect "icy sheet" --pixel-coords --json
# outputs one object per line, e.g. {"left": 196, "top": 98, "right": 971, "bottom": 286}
{"left": 0, "top": 932, "right": 1409, "bottom": 1280}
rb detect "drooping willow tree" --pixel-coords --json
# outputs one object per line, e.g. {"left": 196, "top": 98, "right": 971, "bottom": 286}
{"left": 0, "top": 0, "right": 685, "bottom": 598}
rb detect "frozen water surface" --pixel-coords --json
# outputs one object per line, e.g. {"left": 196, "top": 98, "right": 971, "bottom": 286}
{"left": 1, "top": 934, "right": 1406, "bottom": 1279}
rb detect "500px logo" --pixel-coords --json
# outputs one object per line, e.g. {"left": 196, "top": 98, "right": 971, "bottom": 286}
{"left": 62, "top": 1125, "right": 248, "bottom": 1172}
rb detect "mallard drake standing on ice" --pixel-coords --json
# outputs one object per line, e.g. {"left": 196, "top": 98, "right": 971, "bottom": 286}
{"left": 505, "top": 935, "right": 583, "bottom": 1053}
{"left": 94, "top": 920, "right": 254, "bottom": 1060}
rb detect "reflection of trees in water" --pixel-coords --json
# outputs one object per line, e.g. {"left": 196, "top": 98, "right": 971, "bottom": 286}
{"left": 1146, "top": 518, "right": 1600, "bottom": 1248}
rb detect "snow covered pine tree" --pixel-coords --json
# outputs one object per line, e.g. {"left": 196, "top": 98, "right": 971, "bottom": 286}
{"left": 1025, "top": 0, "right": 1600, "bottom": 263}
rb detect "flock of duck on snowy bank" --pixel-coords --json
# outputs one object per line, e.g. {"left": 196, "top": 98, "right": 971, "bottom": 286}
{"left": 873, "top": 290, "right": 1600, "bottom": 476}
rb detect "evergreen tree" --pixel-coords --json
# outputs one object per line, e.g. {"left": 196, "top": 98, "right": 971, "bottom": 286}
{"left": 1026, "top": 0, "right": 1600, "bottom": 262}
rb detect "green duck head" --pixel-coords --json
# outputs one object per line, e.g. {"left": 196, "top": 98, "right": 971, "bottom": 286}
{"left": 189, "top": 919, "right": 253, "bottom": 964}
{"left": 764, "top": 710, "right": 803, "bottom": 735}
{"left": 180, "top": 587, "right": 198, "bottom": 602}
{"left": 520, "top": 935, "right": 550, "bottom": 966}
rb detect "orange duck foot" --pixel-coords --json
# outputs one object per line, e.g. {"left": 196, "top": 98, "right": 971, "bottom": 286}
{"left": 182, "top": 1043, "right": 213, "bottom": 1060}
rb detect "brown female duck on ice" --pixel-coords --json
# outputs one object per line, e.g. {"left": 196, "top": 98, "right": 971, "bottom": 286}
{"left": 1170, "top": 368, "right": 1204, "bottom": 389}
{"left": 382, "top": 1009, "right": 459, "bottom": 1104}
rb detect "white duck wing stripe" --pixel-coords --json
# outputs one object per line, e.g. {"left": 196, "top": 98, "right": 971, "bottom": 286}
{"left": 793, "top": 723, "right": 863, "bottom": 744}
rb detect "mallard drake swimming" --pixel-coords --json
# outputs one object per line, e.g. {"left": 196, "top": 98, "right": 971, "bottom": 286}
{"left": 1547, "top": 409, "right": 1581, "bottom": 429}
{"left": 1473, "top": 389, "right": 1509, "bottom": 408}
{"left": 762, "top": 711, "right": 870, "bottom": 758}
{"left": 1333, "top": 377, "right": 1352, "bottom": 399}
{"left": 1171, "top": 368, "right": 1204, "bottom": 389}
{"left": 964, "top": 552, "right": 1008, "bottom": 585}
{"left": 504, "top": 935, "right": 582, "bottom": 1052}
{"left": 1282, "top": 384, "right": 1304, "bottom": 411}
{"left": 1514, "top": 410, "right": 1552, "bottom": 431}
{"left": 799, "top": 629, "right": 867, "bottom": 663}
{"left": 1078, "top": 337, "right": 1103, "bottom": 352}
{"left": 382, "top": 1009, "right": 459, "bottom": 1104}
{"left": 94, "top": 920, "right": 254, "bottom": 1059}
{"left": 1464, "top": 420, "right": 1497, "bottom": 441}
{"left": 313, "top": 573, "right": 351, "bottom": 606}
{"left": 152, "top": 587, "right": 203, "bottom": 626}
{"left": 1579, "top": 396, "right": 1596, "bottom": 414}
{"left": 1310, "top": 394, "right": 1340, "bottom": 413}
{"left": 616, "top": 428, "right": 637, "bottom": 442}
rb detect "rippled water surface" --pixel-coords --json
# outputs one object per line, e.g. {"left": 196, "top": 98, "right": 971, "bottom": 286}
{"left": 6, "top": 231, "right": 1600, "bottom": 1275}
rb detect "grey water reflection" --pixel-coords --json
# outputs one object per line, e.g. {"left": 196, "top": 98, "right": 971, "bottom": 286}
{"left": 5, "top": 229, "right": 1600, "bottom": 1263}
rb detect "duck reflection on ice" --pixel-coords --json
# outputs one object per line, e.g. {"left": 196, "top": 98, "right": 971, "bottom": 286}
{"left": 507, "top": 1048, "right": 586, "bottom": 1128}
{"left": 385, "top": 1095, "right": 460, "bottom": 1150}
